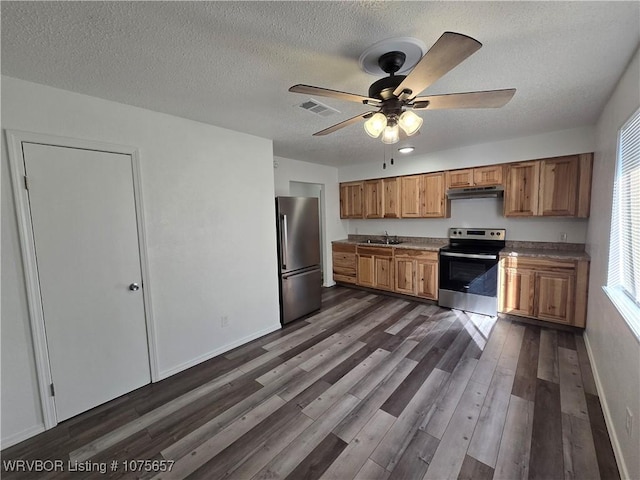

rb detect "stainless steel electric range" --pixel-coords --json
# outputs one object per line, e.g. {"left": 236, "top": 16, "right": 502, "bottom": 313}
{"left": 438, "top": 228, "right": 506, "bottom": 316}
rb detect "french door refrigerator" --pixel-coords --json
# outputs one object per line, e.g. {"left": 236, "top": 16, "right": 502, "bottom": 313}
{"left": 275, "top": 196, "right": 322, "bottom": 325}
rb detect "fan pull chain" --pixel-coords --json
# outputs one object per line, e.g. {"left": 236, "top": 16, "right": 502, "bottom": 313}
{"left": 382, "top": 145, "right": 386, "bottom": 169}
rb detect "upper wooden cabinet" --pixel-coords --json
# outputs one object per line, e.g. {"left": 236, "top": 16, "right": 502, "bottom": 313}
{"left": 342, "top": 152, "right": 592, "bottom": 220}
{"left": 340, "top": 181, "right": 364, "bottom": 219}
{"left": 504, "top": 154, "right": 593, "bottom": 218}
{"left": 400, "top": 175, "right": 423, "bottom": 218}
{"left": 446, "top": 165, "right": 504, "bottom": 189}
{"left": 400, "top": 173, "right": 449, "bottom": 219}
{"left": 362, "top": 177, "right": 401, "bottom": 219}
{"left": 382, "top": 177, "right": 400, "bottom": 218}
{"left": 363, "top": 180, "right": 383, "bottom": 219}
{"left": 503, "top": 161, "right": 540, "bottom": 217}
{"left": 446, "top": 168, "right": 474, "bottom": 188}
{"left": 474, "top": 165, "right": 504, "bottom": 186}
{"left": 422, "top": 172, "right": 448, "bottom": 218}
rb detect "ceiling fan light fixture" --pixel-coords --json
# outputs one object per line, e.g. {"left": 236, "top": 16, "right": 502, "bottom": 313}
{"left": 381, "top": 123, "right": 400, "bottom": 144}
{"left": 398, "top": 110, "right": 423, "bottom": 136}
{"left": 364, "top": 112, "right": 387, "bottom": 138}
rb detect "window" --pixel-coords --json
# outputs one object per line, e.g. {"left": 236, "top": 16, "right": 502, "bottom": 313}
{"left": 606, "top": 107, "right": 640, "bottom": 337}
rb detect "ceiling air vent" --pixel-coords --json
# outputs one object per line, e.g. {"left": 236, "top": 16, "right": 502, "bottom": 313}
{"left": 298, "top": 98, "right": 340, "bottom": 117}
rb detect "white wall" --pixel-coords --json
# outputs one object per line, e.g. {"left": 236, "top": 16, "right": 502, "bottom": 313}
{"left": 1, "top": 77, "right": 281, "bottom": 446}
{"left": 274, "top": 156, "right": 347, "bottom": 286}
{"left": 339, "top": 127, "right": 595, "bottom": 243}
{"left": 585, "top": 47, "right": 640, "bottom": 480}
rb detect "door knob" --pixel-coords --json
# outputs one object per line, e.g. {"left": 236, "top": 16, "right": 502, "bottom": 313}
{"left": 129, "top": 283, "right": 140, "bottom": 291}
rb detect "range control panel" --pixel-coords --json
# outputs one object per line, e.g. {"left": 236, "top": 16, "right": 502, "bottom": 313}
{"left": 448, "top": 228, "right": 506, "bottom": 240}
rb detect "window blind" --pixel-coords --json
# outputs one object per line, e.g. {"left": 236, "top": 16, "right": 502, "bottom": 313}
{"left": 609, "top": 107, "right": 640, "bottom": 307}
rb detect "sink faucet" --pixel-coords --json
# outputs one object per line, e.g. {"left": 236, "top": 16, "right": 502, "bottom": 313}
{"left": 384, "top": 231, "right": 390, "bottom": 244}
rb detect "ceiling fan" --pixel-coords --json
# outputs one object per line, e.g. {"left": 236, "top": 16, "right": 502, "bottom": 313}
{"left": 289, "top": 32, "right": 516, "bottom": 144}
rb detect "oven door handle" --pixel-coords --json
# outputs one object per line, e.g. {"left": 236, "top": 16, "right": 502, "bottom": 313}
{"left": 440, "top": 251, "right": 498, "bottom": 260}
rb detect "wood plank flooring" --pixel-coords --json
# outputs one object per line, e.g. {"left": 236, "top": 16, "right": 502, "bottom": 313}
{"left": 1, "top": 286, "right": 620, "bottom": 479}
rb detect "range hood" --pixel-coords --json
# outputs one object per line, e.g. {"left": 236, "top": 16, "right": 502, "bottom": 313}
{"left": 446, "top": 185, "right": 504, "bottom": 200}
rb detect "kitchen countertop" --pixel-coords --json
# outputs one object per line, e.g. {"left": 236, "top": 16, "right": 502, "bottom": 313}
{"left": 333, "top": 237, "right": 590, "bottom": 261}
{"left": 500, "top": 248, "right": 590, "bottom": 261}
{"left": 332, "top": 238, "right": 446, "bottom": 252}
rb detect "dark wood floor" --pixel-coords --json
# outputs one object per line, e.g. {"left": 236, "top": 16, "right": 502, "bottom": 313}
{"left": 2, "top": 286, "right": 620, "bottom": 479}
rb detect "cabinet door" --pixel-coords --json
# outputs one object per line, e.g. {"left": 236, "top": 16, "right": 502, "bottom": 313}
{"left": 474, "top": 165, "right": 503, "bottom": 186}
{"left": 348, "top": 183, "right": 364, "bottom": 218}
{"left": 446, "top": 169, "right": 473, "bottom": 188}
{"left": 400, "top": 175, "right": 423, "bottom": 218}
{"left": 339, "top": 184, "right": 348, "bottom": 218}
{"left": 383, "top": 177, "right": 400, "bottom": 218}
{"left": 538, "top": 156, "right": 579, "bottom": 216}
{"left": 535, "top": 271, "right": 574, "bottom": 324}
{"left": 417, "top": 260, "right": 438, "bottom": 299}
{"left": 422, "top": 172, "right": 448, "bottom": 218}
{"left": 500, "top": 267, "right": 535, "bottom": 316}
{"left": 394, "top": 258, "right": 416, "bottom": 295}
{"left": 374, "top": 256, "right": 395, "bottom": 291}
{"left": 357, "top": 254, "right": 375, "bottom": 287}
{"left": 504, "top": 162, "right": 540, "bottom": 217}
{"left": 340, "top": 182, "right": 364, "bottom": 219}
{"left": 364, "top": 180, "right": 383, "bottom": 218}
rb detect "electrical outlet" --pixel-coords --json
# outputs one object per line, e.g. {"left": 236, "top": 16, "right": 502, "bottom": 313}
{"left": 560, "top": 232, "right": 567, "bottom": 243}
{"left": 221, "top": 315, "right": 229, "bottom": 328}
{"left": 626, "top": 408, "right": 633, "bottom": 436}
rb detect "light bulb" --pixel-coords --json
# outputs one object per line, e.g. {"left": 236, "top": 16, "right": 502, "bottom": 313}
{"left": 363, "top": 113, "right": 387, "bottom": 138}
{"left": 381, "top": 124, "right": 400, "bottom": 144}
{"left": 398, "top": 110, "right": 423, "bottom": 136}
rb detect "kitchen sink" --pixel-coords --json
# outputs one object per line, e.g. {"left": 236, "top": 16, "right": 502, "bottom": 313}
{"left": 365, "top": 238, "right": 403, "bottom": 245}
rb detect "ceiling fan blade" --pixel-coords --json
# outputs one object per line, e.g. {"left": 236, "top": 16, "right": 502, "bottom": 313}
{"left": 290, "top": 84, "right": 381, "bottom": 106}
{"left": 412, "top": 89, "right": 516, "bottom": 110}
{"left": 313, "top": 112, "right": 373, "bottom": 136}
{"left": 393, "top": 32, "right": 482, "bottom": 99}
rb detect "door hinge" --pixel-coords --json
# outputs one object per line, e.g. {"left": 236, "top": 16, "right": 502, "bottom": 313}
{"left": 50, "top": 383, "right": 55, "bottom": 397}
{"left": 24, "top": 175, "right": 29, "bottom": 190}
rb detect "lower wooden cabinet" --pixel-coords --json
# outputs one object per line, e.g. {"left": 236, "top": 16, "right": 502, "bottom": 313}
{"left": 356, "top": 246, "right": 394, "bottom": 292}
{"left": 332, "top": 243, "right": 356, "bottom": 284}
{"left": 393, "top": 249, "right": 438, "bottom": 300}
{"left": 499, "top": 256, "right": 588, "bottom": 327}
{"left": 500, "top": 267, "right": 535, "bottom": 316}
{"left": 332, "top": 243, "right": 438, "bottom": 300}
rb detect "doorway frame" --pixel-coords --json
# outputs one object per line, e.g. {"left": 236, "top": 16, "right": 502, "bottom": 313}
{"left": 6, "top": 129, "right": 159, "bottom": 429}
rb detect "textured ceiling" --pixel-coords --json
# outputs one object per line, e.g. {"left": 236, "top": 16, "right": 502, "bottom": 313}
{"left": 2, "top": 1, "right": 639, "bottom": 167}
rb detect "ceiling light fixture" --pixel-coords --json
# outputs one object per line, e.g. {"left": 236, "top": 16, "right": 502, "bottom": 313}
{"left": 364, "top": 110, "right": 423, "bottom": 144}
{"left": 381, "top": 121, "right": 400, "bottom": 144}
{"left": 398, "top": 146, "right": 415, "bottom": 154}
{"left": 363, "top": 112, "right": 387, "bottom": 138}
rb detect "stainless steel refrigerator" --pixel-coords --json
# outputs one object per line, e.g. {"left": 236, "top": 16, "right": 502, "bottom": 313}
{"left": 275, "top": 196, "right": 322, "bottom": 325}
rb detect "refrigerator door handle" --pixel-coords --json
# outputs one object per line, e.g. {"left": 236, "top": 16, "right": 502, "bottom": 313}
{"left": 280, "top": 214, "right": 288, "bottom": 270}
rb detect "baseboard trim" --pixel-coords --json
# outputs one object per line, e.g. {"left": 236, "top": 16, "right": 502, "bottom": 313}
{"left": 1, "top": 424, "right": 46, "bottom": 450}
{"left": 157, "top": 323, "right": 282, "bottom": 380}
{"left": 583, "top": 332, "right": 629, "bottom": 480}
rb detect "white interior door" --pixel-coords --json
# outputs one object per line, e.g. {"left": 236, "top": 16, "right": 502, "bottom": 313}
{"left": 23, "top": 142, "right": 151, "bottom": 422}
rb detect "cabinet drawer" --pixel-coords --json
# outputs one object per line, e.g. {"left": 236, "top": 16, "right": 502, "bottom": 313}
{"left": 332, "top": 243, "right": 356, "bottom": 254}
{"left": 333, "top": 252, "right": 356, "bottom": 268}
{"left": 333, "top": 273, "right": 356, "bottom": 284}
{"left": 394, "top": 249, "right": 438, "bottom": 261}
{"left": 357, "top": 246, "right": 393, "bottom": 257}
{"left": 501, "top": 257, "right": 576, "bottom": 271}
